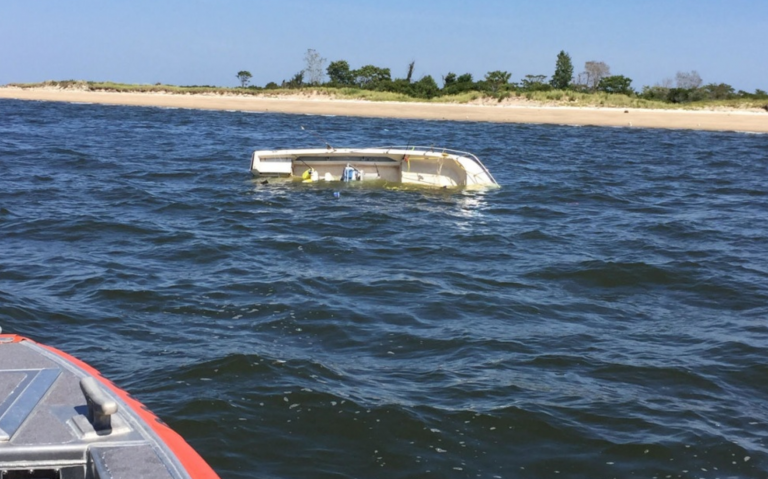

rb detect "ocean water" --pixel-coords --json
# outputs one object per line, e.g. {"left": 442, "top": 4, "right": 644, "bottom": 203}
{"left": 1, "top": 98, "right": 767, "bottom": 479}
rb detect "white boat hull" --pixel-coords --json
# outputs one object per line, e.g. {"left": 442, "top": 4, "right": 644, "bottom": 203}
{"left": 250, "top": 147, "right": 498, "bottom": 188}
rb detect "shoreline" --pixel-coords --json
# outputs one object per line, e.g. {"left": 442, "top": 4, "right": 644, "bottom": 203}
{"left": 2, "top": 87, "right": 767, "bottom": 133}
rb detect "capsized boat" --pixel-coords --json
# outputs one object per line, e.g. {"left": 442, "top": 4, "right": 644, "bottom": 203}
{"left": 0, "top": 333, "right": 220, "bottom": 479}
{"left": 250, "top": 146, "right": 499, "bottom": 188}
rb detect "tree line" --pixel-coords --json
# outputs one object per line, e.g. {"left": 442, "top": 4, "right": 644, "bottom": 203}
{"left": 235, "top": 49, "right": 768, "bottom": 104}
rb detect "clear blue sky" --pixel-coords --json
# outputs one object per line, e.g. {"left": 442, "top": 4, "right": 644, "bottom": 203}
{"left": 2, "top": 0, "right": 766, "bottom": 92}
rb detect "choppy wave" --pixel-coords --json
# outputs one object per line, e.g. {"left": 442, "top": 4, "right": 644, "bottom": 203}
{"left": 1, "top": 99, "right": 767, "bottom": 478}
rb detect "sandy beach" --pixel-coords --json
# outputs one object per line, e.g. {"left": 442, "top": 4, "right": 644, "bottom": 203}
{"left": 1, "top": 87, "right": 766, "bottom": 133}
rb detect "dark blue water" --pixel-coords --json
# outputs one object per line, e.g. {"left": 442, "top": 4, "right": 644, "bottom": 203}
{"left": 1, "top": 98, "right": 767, "bottom": 479}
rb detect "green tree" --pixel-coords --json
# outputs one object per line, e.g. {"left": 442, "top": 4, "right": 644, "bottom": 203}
{"left": 550, "top": 51, "right": 573, "bottom": 90}
{"left": 666, "top": 87, "right": 706, "bottom": 103}
{"left": 443, "top": 72, "right": 457, "bottom": 87}
{"left": 639, "top": 85, "right": 670, "bottom": 101}
{"left": 283, "top": 71, "right": 304, "bottom": 89}
{"left": 597, "top": 75, "right": 634, "bottom": 95}
{"left": 701, "top": 83, "right": 735, "bottom": 100}
{"left": 484, "top": 70, "right": 511, "bottom": 94}
{"left": 457, "top": 73, "right": 473, "bottom": 84}
{"left": 443, "top": 73, "right": 475, "bottom": 95}
{"left": 327, "top": 60, "right": 354, "bottom": 85}
{"left": 378, "top": 78, "right": 411, "bottom": 95}
{"left": 412, "top": 75, "right": 439, "bottom": 99}
{"left": 353, "top": 65, "right": 391, "bottom": 87}
{"left": 521, "top": 74, "right": 550, "bottom": 91}
{"left": 236, "top": 70, "right": 252, "bottom": 88}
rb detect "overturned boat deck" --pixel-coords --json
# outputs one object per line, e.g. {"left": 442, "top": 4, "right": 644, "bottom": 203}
{"left": 250, "top": 146, "right": 499, "bottom": 188}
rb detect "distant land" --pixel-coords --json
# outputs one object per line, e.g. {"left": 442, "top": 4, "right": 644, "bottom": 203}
{"left": 2, "top": 82, "right": 767, "bottom": 133}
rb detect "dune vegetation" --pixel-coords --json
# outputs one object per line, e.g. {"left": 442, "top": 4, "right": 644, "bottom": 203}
{"left": 7, "top": 48, "right": 768, "bottom": 112}
{"left": 9, "top": 79, "right": 768, "bottom": 112}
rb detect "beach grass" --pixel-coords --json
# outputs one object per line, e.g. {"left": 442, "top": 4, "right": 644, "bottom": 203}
{"left": 516, "top": 90, "right": 670, "bottom": 109}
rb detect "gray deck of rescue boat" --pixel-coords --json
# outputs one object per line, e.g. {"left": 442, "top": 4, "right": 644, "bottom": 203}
{"left": 0, "top": 339, "right": 188, "bottom": 479}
